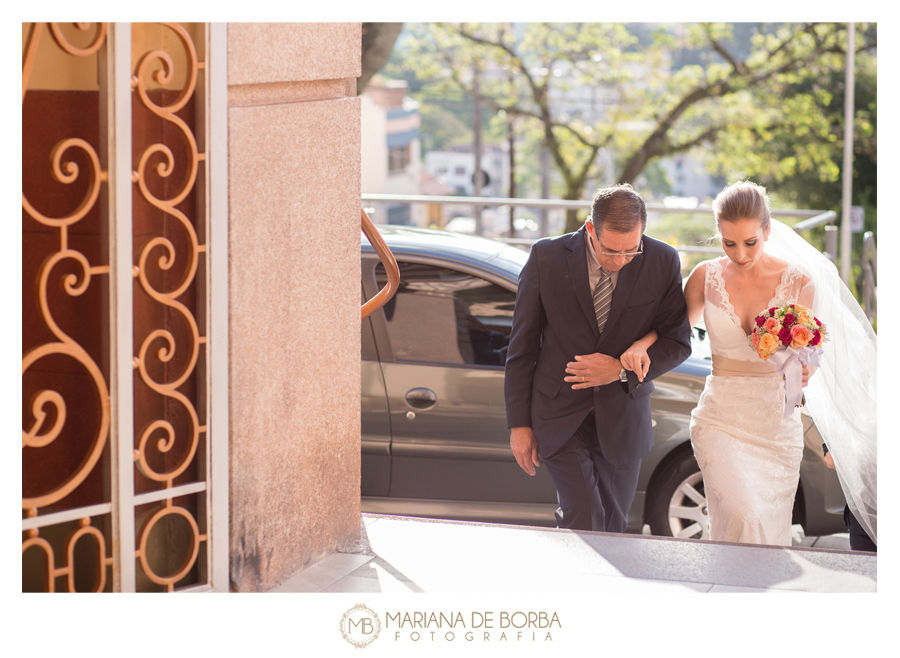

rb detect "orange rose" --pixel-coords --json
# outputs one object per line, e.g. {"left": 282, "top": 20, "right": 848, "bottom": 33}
{"left": 764, "top": 317, "right": 781, "bottom": 334}
{"left": 791, "top": 324, "right": 813, "bottom": 348}
{"left": 758, "top": 332, "right": 780, "bottom": 359}
{"left": 798, "top": 312, "right": 811, "bottom": 324}
{"left": 751, "top": 331, "right": 760, "bottom": 347}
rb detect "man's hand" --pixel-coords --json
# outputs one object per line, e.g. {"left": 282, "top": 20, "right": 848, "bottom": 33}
{"left": 824, "top": 451, "right": 835, "bottom": 470}
{"left": 510, "top": 427, "right": 540, "bottom": 476}
{"left": 564, "top": 353, "right": 621, "bottom": 389}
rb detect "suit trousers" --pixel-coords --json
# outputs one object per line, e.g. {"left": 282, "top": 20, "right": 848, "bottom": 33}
{"left": 541, "top": 410, "right": 642, "bottom": 533}
{"left": 844, "top": 505, "right": 877, "bottom": 552}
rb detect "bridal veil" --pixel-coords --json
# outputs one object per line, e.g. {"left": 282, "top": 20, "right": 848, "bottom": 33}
{"left": 765, "top": 218, "right": 877, "bottom": 545}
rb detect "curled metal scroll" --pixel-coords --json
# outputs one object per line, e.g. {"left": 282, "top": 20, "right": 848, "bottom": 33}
{"left": 49, "top": 23, "right": 108, "bottom": 57}
{"left": 132, "top": 22, "right": 205, "bottom": 488}
{"left": 131, "top": 22, "right": 207, "bottom": 591}
{"left": 22, "top": 25, "right": 111, "bottom": 512}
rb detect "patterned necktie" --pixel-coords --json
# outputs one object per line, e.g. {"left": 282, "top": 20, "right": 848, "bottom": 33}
{"left": 593, "top": 268, "right": 613, "bottom": 335}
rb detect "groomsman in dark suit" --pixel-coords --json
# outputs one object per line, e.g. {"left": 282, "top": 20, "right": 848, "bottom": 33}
{"left": 504, "top": 184, "right": 692, "bottom": 532}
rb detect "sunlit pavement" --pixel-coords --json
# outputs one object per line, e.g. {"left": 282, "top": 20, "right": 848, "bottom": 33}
{"left": 271, "top": 514, "right": 875, "bottom": 593}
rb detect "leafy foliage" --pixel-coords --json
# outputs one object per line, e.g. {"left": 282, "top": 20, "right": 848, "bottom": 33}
{"left": 387, "top": 22, "right": 876, "bottom": 235}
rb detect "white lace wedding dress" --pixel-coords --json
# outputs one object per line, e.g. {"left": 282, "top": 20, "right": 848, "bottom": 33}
{"left": 690, "top": 257, "right": 815, "bottom": 546}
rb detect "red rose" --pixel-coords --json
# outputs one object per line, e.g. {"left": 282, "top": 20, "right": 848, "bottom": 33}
{"left": 778, "top": 327, "right": 792, "bottom": 345}
{"left": 783, "top": 313, "right": 796, "bottom": 326}
{"left": 815, "top": 317, "right": 822, "bottom": 326}
{"left": 811, "top": 330, "right": 821, "bottom": 346}
{"left": 768, "top": 307, "right": 777, "bottom": 315}
{"left": 755, "top": 316, "right": 766, "bottom": 326}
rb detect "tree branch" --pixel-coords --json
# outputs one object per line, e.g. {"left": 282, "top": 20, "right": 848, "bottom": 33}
{"left": 618, "top": 22, "right": 834, "bottom": 183}
{"left": 661, "top": 124, "right": 725, "bottom": 156}
{"left": 703, "top": 23, "right": 747, "bottom": 76}
{"left": 449, "top": 24, "right": 604, "bottom": 171}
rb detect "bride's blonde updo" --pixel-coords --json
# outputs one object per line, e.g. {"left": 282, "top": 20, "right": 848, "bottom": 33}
{"left": 713, "top": 181, "right": 771, "bottom": 230}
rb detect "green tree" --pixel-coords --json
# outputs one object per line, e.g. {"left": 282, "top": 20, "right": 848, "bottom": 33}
{"left": 420, "top": 103, "right": 472, "bottom": 153}
{"left": 390, "top": 22, "right": 876, "bottom": 233}
{"left": 711, "top": 26, "right": 876, "bottom": 237}
{"left": 709, "top": 23, "right": 876, "bottom": 304}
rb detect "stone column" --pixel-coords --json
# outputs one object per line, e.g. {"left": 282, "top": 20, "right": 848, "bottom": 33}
{"left": 226, "top": 23, "right": 361, "bottom": 592}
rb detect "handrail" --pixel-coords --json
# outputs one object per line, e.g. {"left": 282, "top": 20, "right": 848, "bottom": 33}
{"left": 361, "top": 192, "right": 831, "bottom": 218}
{"left": 862, "top": 231, "right": 877, "bottom": 322}
{"left": 791, "top": 210, "right": 838, "bottom": 234}
{"left": 360, "top": 208, "right": 400, "bottom": 320}
{"left": 493, "top": 236, "right": 724, "bottom": 255}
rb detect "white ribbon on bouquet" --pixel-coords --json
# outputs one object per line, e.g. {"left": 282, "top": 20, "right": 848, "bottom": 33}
{"left": 767, "top": 345, "right": 823, "bottom": 419}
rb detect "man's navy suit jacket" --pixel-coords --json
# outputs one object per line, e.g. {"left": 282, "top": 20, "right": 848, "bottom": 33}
{"left": 504, "top": 225, "right": 692, "bottom": 465}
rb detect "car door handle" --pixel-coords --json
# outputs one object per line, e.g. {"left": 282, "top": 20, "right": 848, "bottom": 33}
{"left": 405, "top": 388, "right": 437, "bottom": 411}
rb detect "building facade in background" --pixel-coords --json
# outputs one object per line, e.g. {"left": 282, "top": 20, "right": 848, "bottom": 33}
{"left": 424, "top": 144, "right": 507, "bottom": 198}
{"left": 361, "top": 76, "right": 422, "bottom": 226}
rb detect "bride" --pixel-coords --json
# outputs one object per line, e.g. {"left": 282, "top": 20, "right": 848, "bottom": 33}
{"left": 621, "top": 181, "right": 877, "bottom": 547}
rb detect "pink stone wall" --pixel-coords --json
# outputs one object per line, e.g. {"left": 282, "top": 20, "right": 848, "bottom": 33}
{"left": 227, "top": 23, "right": 361, "bottom": 592}
{"left": 228, "top": 23, "right": 361, "bottom": 86}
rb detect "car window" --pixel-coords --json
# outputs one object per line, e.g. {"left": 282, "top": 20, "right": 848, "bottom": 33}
{"left": 375, "top": 262, "right": 516, "bottom": 366}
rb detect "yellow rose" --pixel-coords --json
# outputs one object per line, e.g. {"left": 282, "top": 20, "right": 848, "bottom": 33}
{"left": 791, "top": 324, "right": 813, "bottom": 348}
{"left": 758, "top": 332, "right": 780, "bottom": 359}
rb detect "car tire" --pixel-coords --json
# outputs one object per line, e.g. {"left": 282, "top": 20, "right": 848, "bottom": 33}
{"left": 647, "top": 452, "right": 710, "bottom": 540}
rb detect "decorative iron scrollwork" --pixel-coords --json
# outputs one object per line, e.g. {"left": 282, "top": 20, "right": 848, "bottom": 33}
{"left": 22, "top": 513, "right": 112, "bottom": 593}
{"left": 131, "top": 22, "right": 207, "bottom": 590}
{"left": 22, "top": 25, "right": 111, "bottom": 512}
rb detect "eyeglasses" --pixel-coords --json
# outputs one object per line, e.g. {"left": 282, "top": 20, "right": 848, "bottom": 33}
{"left": 596, "top": 238, "right": 643, "bottom": 259}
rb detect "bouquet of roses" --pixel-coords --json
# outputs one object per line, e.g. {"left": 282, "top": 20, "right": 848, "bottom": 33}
{"left": 750, "top": 303, "right": 827, "bottom": 418}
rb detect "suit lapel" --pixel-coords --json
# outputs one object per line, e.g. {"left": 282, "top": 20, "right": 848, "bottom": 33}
{"left": 597, "top": 250, "right": 646, "bottom": 351}
{"left": 565, "top": 227, "right": 599, "bottom": 339}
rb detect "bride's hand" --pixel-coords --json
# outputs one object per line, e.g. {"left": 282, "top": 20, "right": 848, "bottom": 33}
{"left": 620, "top": 344, "right": 651, "bottom": 382}
{"left": 801, "top": 364, "right": 809, "bottom": 388}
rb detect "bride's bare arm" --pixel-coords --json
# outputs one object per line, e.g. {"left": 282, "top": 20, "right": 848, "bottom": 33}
{"left": 683, "top": 262, "right": 707, "bottom": 329}
{"left": 621, "top": 261, "right": 706, "bottom": 383}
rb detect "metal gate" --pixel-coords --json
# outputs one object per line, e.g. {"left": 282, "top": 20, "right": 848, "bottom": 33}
{"left": 22, "top": 22, "right": 228, "bottom": 592}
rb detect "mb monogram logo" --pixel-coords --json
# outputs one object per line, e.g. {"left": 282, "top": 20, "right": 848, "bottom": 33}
{"left": 340, "top": 604, "right": 382, "bottom": 648}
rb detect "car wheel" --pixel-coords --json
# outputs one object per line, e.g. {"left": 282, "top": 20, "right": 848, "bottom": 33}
{"left": 647, "top": 453, "right": 710, "bottom": 540}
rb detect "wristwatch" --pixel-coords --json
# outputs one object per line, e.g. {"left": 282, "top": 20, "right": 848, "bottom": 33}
{"left": 618, "top": 365, "right": 628, "bottom": 383}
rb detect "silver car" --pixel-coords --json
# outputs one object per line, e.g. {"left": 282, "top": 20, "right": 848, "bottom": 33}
{"left": 361, "top": 226, "right": 847, "bottom": 539}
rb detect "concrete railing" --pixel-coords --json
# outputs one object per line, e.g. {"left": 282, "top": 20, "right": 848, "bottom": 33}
{"left": 362, "top": 193, "right": 836, "bottom": 256}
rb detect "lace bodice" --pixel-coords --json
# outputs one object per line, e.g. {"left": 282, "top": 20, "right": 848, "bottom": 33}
{"left": 703, "top": 258, "right": 813, "bottom": 362}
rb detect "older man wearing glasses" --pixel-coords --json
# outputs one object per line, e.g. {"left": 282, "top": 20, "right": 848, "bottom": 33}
{"left": 505, "top": 183, "right": 692, "bottom": 533}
